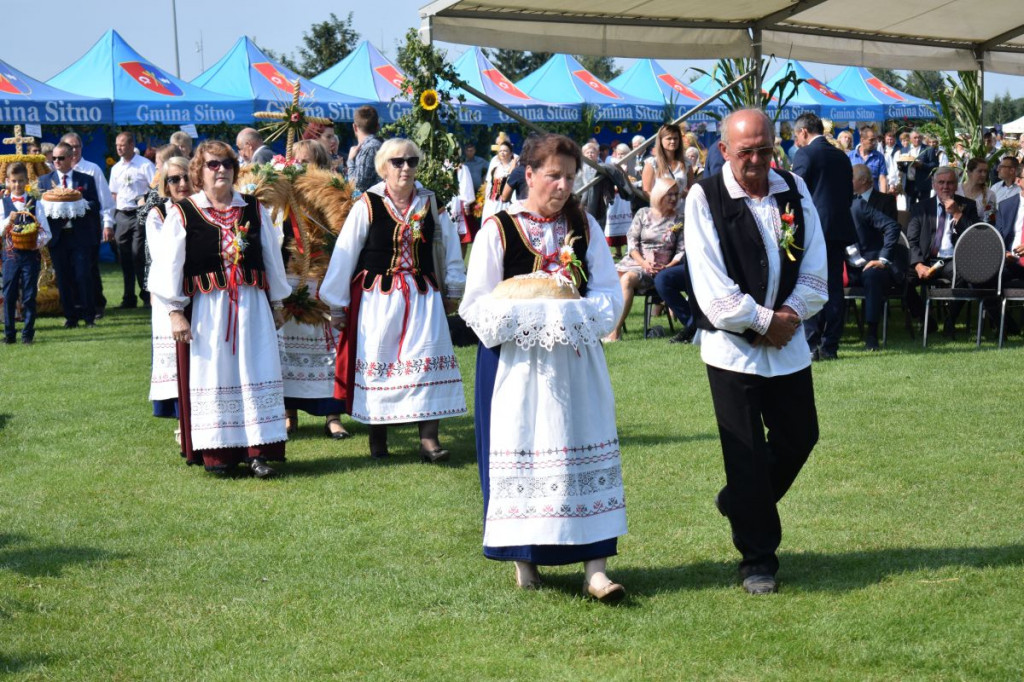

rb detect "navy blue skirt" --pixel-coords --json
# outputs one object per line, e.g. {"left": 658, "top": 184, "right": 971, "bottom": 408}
{"left": 152, "top": 398, "right": 178, "bottom": 419}
{"left": 284, "top": 396, "right": 345, "bottom": 416}
{"left": 475, "top": 343, "right": 617, "bottom": 565}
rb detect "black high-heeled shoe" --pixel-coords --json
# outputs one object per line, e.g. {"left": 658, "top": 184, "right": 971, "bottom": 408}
{"left": 324, "top": 418, "right": 350, "bottom": 440}
{"left": 419, "top": 445, "right": 450, "bottom": 463}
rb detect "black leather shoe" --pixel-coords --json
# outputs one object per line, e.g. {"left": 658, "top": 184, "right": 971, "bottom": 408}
{"left": 864, "top": 336, "right": 880, "bottom": 351}
{"left": 22, "top": 337, "right": 34, "bottom": 345}
{"left": 742, "top": 574, "right": 778, "bottom": 595}
{"left": 818, "top": 349, "right": 838, "bottom": 360}
{"left": 63, "top": 320, "right": 79, "bottom": 329}
{"left": 248, "top": 458, "right": 276, "bottom": 478}
{"left": 3, "top": 337, "right": 15, "bottom": 345}
{"left": 420, "top": 446, "right": 450, "bottom": 463}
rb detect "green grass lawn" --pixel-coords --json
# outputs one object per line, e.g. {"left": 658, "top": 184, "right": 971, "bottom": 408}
{"left": 2, "top": 266, "right": 1023, "bottom": 680}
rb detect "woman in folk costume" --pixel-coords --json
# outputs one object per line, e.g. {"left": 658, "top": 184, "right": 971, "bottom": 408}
{"left": 320, "top": 138, "right": 466, "bottom": 462}
{"left": 480, "top": 132, "right": 518, "bottom": 223}
{"left": 143, "top": 156, "right": 193, "bottom": 449}
{"left": 449, "top": 160, "right": 476, "bottom": 255}
{"left": 276, "top": 138, "right": 352, "bottom": 440}
{"left": 149, "top": 141, "right": 291, "bottom": 478}
{"left": 459, "top": 134, "right": 628, "bottom": 603}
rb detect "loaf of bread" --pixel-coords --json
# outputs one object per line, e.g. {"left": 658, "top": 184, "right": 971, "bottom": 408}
{"left": 42, "top": 187, "right": 82, "bottom": 202}
{"left": 491, "top": 271, "right": 580, "bottom": 300}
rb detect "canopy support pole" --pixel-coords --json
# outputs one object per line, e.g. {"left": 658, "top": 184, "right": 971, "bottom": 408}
{"left": 752, "top": 27, "right": 764, "bottom": 93}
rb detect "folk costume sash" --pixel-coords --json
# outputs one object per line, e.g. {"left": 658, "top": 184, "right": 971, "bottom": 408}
{"left": 690, "top": 170, "right": 806, "bottom": 342}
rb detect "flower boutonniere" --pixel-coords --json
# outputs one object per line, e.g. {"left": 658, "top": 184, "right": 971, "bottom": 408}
{"left": 230, "top": 220, "right": 251, "bottom": 265}
{"left": 407, "top": 208, "right": 428, "bottom": 243}
{"left": 669, "top": 220, "right": 684, "bottom": 234}
{"left": 555, "top": 233, "right": 588, "bottom": 288}
{"left": 777, "top": 203, "right": 803, "bottom": 262}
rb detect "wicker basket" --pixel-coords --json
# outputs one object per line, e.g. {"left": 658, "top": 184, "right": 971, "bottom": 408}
{"left": 8, "top": 211, "right": 39, "bottom": 250}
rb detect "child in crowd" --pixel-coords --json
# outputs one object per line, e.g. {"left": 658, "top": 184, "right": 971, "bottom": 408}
{"left": 2, "top": 162, "right": 51, "bottom": 344}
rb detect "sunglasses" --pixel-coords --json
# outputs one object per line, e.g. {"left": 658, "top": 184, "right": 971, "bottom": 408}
{"left": 166, "top": 174, "right": 188, "bottom": 185}
{"left": 204, "top": 159, "right": 230, "bottom": 171}
{"left": 52, "top": 155, "right": 67, "bottom": 162}
{"left": 388, "top": 156, "right": 420, "bottom": 169}
{"left": 732, "top": 146, "right": 775, "bottom": 161}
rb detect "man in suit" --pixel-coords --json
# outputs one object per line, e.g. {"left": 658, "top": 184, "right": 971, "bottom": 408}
{"left": 235, "top": 128, "right": 273, "bottom": 167}
{"left": 907, "top": 166, "right": 981, "bottom": 337}
{"left": 904, "top": 130, "right": 939, "bottom": 206}
{"left": 995, "top": 163, "right": 1024, "bottom": 282}
{"left": 36, "top": 142, "right": 102, "bottom": 328}
{"left": 792, "top": 112, "right": 857, "bottom": 360}
{"left": 850, "top": 165, "right": 903, "bottom": 350}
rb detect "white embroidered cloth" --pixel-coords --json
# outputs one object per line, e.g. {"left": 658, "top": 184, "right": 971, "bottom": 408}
{"left": 40, "top": 198, "right": 88, "bottom": 220}
{"left": 462, "top": 296, "right": 606, "bottom": 351}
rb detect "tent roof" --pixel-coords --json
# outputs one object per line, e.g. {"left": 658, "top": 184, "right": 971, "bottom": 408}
{"left": 763, "top": 60, "right": 883, "bottom": 121}
{"left": 312, "top": 41, "right": 414, "bottom": 123}
{"left": 47, "top": 30, "right": 251, "bottom": 125}
{"left": 608, "top": 59, "right": 726, "bottom": 122}
{"left": 419, "top": 1, "right": 1024, "bottom": 76}
{"left": 0, "top": 58, "right": 111, "bottom": 125}
{"left": 1003, "top": 113, "right": 1024, "bottom": 135}
{"left": 448, "top": 47, "right": 579, "bottom": 123}
{"left": 827, "top": 66, "right": 935, "bottom": 120}
{"left": 515, "top": 53, "right": 666, "bottom": 122}
{"left": 193, "top": 37, "right": 369, "bottom": 122}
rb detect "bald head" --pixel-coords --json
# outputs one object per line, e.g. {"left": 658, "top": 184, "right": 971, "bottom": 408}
{"left": 852, "top": 164, "right": 874, "bottom": 194}
{"left": 721, "top": 108, "right": 772, "bottom": 148}
{"left": 720, "top": 109, "right": 775, "bottom": 196}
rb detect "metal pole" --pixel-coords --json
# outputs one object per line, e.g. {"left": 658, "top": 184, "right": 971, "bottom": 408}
{"left": 171, "top": 0, "right": 181, "bottom": 77}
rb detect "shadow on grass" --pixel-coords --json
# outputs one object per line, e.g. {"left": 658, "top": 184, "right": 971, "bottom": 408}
{"left": 0, "top": 653, "right": 53, "bottom": 675}
{"left": 0, "top": 533, "right": 124, "bottom": 578}
{"left": 606, "top": 544, "right": 1024, "bottom": 595}
{"left": 0, "top": 413, "right": 9, "bottom": 432}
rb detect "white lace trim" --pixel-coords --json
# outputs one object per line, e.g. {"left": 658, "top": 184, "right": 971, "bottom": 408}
{"left": 462, "top": 296, "right": 606, "bottom": 351}
{"left": 39, "top": 199, "right": 88, "bottom": 220}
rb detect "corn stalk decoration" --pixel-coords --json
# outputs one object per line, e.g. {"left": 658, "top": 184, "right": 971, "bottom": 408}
{"left": 693, "top": 58, "right": 803, "bottom": 122}
{"left": 383, "top": 29, "right": 467, "bottom": 207}
{"left": 923, "top": 71, "right": 1003, "bottom": 168}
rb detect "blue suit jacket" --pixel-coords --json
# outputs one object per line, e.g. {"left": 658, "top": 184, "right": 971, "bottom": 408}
{"left": 36, "top": 170, "right": 101, "bottom": 250}
{"left": 851, "top": 196, "right": 902, "bottom": 276}
{"left": 995, "top": 194, "right": 1021, "bottom": 251}
{"left": 792, "top": 136, "right": 857, "bottom": 244}
{"left": 704, "top": 142, "right": 724, "bottom": 178}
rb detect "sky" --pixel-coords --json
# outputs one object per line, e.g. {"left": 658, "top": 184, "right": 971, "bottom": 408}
{"left": 5, "top": 0, "right": 1024, "bottom": 109}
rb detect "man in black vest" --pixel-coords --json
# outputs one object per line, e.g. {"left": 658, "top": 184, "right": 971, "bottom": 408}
{"left": 792, "top": 112, "right": 857, "bottom": 360}
{"left": 684, "top": 109, "right": 828, "bottom": 595}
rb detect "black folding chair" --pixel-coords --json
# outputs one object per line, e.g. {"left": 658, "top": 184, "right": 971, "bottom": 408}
{"left": 1000, "top": 280, "right": 1024, "bottom": 349}
{"left": 923, "top": 223, "right": 1004, "bottom": 348}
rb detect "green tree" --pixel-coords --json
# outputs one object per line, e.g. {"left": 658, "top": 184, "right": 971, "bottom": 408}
{"left": 575, "top": 55, "right": 621, "bottom": 82}
{"left": 903, "top": 70, "right": 944, "bottom": 100}
{"left": 484, "top": 49, "right": 553, "bottom": 82}
{"left": 262, "top": 12, "right": 359, "bottom": 79}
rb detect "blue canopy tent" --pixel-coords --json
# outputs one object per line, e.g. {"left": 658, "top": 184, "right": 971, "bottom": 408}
{"left": 193, "top": 37, "right": 370, "bottom": 123}
{"left": 312, "top": 42, "right": 411, "bottom": 123}
{"left": 47, "top": 29, "right": 252, "bottom": 125}
{"left": 683, "top": 70, "right": 799, "bottom": 122}
{"left": 0, "top": 58, "right": 111, "bottom": 125}
{"left": 448, "top": 47, "right": 579, "bottom": 124}
{"left": 827, "top": 67, "right": 936, "bottom": 120}
{"left": 313, "top": 41, "right": 493, "bottom": 125}
{"left": 763, "top": 60, "right": 883, "bottom": 122}
{"left": 609, "top": 59, "right": 727, "bottom": 123}
{"left": 515, "top": 54, "right": 665, "bottom": 123}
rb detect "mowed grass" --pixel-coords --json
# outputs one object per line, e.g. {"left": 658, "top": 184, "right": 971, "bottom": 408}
{"left": 1, "top": 266, "right": 1022, "bottom": 680}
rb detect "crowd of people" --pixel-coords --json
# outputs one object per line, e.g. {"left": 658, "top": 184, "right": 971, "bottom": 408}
{"left": 3, "top": 100, "right": 1024, "bottom": 601}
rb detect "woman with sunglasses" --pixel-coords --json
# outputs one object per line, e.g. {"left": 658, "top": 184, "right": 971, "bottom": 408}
{"left": 142, "top": 154, "right": 192, "bottom": 450}
{"left": 149, "top": 140, "right": 291, "bottom": 478}
{"left": 320, "top": 138, "right": 466, "bottom": 461}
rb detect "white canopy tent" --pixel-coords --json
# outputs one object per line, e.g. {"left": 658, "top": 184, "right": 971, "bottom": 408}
{"left": 1003, "top": 114, "right": 1024, "bottom": 135}
{"left": 418, "top": 1, "right": 1024, "bottom": 76}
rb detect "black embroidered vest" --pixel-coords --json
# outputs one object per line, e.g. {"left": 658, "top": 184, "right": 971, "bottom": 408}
{"left": 180, "top": 195, "right": 267, "bottom": 296}
{"left": 690, "top": 170, "right": 806, "bottom": 342}
{"left": 494, "top": 207, "right": 590, "bottom": 297}
{"left": 355, "top": 191, "right": 437, "bottom": 292}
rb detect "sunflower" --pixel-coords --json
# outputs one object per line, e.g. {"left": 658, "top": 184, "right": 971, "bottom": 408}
{"left": 615, "top": 125, "right": 623, "bottom": 134}
{"left": 419, "top": 89, "right": 440, "bottom": 111}
{"left": 593, "top": 126, "right": 602, "bottom": 134}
